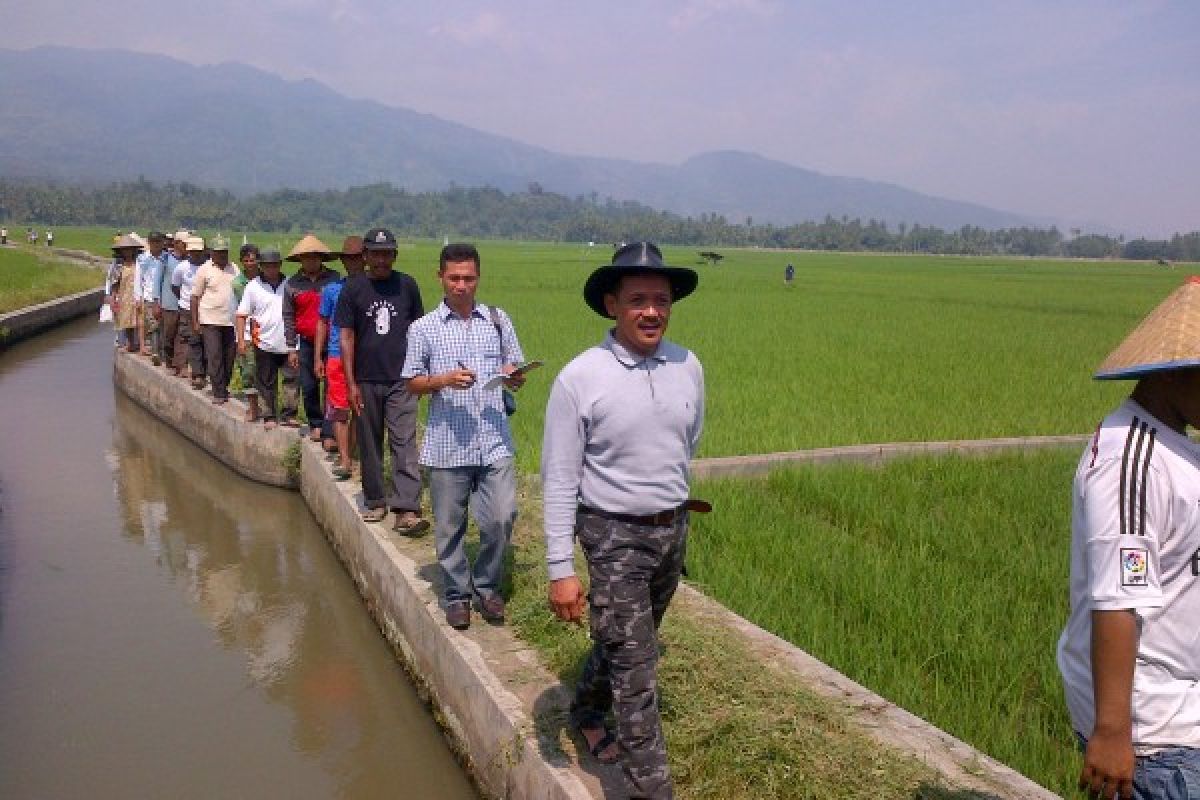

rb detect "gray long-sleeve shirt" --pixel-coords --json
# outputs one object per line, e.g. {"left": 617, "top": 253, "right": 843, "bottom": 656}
{"left": 541, "top": 333, "right": 704, "bottom": 580}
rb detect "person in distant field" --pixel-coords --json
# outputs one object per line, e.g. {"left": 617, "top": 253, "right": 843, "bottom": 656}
{"left": 158, "top": 230, "right": 189, "bottom": 375}
{"left": 191, "top": 237, "right": 241, "bottom": 404}
{"left": 1058, "top": 275, "right": 1200, "bottom": 800}
{"left": 135, "top": 232, "right": 168, "bottom": 363}
{"left": 105, "top": 235, "right": 145, "bottom": 352}
{"left": 45, "top": 230, "right": 53, "bottom": 247}
{"left": 173, "top": 236, "right": 210, "bottom": 389}
{"left": 315, "top": 235, "right": 365, "bottom": 480}
{"left": 1, "top": 227, "right": 8, "bottom": 245}
{"left": 283, "top": 234, "right": 340, "bottom": 443}
{"left": 543, "top": 242, "right": 704, "bottom": 800}
{"left": 784, "top": 262, "right": 795, "bottom": 285}
{"left": 333, "top": 227, "right": 427, "bottom": 532}
{"left": 30, "top": 229, "right": 38, "bottom": 245}
{"left": 236, "top": 248, "right": 297, "bottom": 429}
{"left": 234, "top": 243, "right": 261, "bottom": 419}
{"left": 403, "top": 243, "right": 526, "bottom": 630}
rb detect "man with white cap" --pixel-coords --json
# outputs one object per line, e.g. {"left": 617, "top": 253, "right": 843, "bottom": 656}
{"left": 157, "top": 230, "right": 189, "bottom": 374}
{"left": 173, "top": 236, "right": 209, "bottom": 388}
{"left": 191, "top": 236, "right": 241, "bottom": 404}
{"left": 1058, "top": 275, "right": 1200, "bottom": 800}
{"left": 543, "top": 241, "right": 705, "bottom": 800}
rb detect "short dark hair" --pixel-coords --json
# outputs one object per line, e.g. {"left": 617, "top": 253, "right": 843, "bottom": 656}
{"left": 439, "top": 243, "right": 480, "bottom": 273}
{"left": 239, "top": 243, "right": 260, "bottom": 258}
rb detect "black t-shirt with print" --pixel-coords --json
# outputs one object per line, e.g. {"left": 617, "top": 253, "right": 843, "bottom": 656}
{"left": 333, "top": 271, "right": 425, "bottom": 383}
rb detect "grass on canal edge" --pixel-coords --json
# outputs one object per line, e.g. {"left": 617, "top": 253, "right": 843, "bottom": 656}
{"left": 0, "top": 246, "right": 103, "bottom": 314}
{"left": 504, "top": 478, "right": 989, "bottom": 800}
{"left": 687, "top": 449, "right": 1083, "bottom": 798}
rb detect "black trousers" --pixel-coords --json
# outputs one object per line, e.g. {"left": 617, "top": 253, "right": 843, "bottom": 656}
{"left": 254, "top": 348, "right": 299, "bottom": 422}
{"left": 297, "top": 337, "right": 332, "bottom": 438}
{"left": 201, "top": 324, "right": 236, "bottom": 399}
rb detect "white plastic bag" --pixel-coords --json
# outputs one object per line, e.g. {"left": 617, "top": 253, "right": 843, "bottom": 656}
{"left": 98, "top": 303, "right": 113, "bottom": 323}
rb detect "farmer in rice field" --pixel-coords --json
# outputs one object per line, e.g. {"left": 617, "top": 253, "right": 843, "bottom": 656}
{"left": 1058, "top": 275, "right": 1200, "bottom": 800}
{"left": 542, "top": 241, "right": 705, "bottom": 800}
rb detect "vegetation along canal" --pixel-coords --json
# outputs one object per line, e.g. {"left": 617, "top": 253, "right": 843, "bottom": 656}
{"left": 0, "top": 317, "right": 477, "bottom": 799}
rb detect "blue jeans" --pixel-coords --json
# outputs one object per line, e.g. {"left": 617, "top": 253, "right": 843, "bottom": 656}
{"left": 1079, "top": 734, "right": 1200, "bottom": 799}
{"left": 428, "top": 458, "right": 516, "bottom": 607}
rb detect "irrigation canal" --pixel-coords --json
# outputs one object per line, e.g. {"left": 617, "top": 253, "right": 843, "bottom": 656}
{"left": 0, "top": 317, "right": 477, "bottom": 799}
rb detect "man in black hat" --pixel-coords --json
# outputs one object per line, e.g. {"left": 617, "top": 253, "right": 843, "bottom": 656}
{"left": 334, "top": 227, "right": 429, "bottom": 533}
{"left": 542, "top": 241, "right": 704, "bottom": 799}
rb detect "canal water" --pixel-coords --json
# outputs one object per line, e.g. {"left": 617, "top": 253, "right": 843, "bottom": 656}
{"left": 0, "top": 318, "right": 477, "bottom": 799}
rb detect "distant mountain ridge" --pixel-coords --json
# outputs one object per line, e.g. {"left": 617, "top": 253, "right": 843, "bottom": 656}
{"left": 0, "top": 46, "right": 1037, "bottom": 230}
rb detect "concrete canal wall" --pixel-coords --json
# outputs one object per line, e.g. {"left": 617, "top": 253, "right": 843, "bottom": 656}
{"left": 0, "top": 287, "right": 105, "bottom": 349}
{"left": 111, "top": 346, "right": 1063, "bottom": 799}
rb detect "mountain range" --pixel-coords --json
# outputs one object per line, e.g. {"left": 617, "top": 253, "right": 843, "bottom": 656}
{"left": 0, "top": 46, "right": 1038, "bottom": 231}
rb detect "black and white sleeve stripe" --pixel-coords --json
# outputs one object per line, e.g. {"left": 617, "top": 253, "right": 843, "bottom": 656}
{"left": 1119, "top": 416, "right": 1158, "bottom": 537}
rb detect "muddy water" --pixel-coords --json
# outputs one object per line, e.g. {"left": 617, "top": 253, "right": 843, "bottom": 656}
{"left": 0, "top": 318, "right": 476, "bottom": 799}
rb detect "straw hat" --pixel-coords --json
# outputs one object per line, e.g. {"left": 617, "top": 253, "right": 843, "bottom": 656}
{"left": 286, "top": 233, "right": 334, "bottom": 262}
{"left": 111, "top": 234, "right": 144, "bottom": 252}
{"left": 1095, "top": 276, "right": 1200, "bottom": 380}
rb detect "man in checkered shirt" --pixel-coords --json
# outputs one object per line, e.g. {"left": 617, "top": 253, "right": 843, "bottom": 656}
{"left": 403, "top": 243, "right": 527, "bottom": 630}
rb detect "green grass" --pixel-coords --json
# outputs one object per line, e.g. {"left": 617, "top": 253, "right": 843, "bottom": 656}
{"left": 688, "top": 450, "right": 1083, "bottom": 796}
{"left": 0, "top": 245, "right": 104, "bottom": 314}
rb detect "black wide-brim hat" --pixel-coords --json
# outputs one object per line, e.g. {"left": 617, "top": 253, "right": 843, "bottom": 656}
{"left": 583, "top": 242, "right": 698, "bottom": 318}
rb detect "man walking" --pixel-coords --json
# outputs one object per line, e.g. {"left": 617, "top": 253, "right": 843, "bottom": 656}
{"left": 543, "top": 242, "right": 703, "bottom": 800}
{"left": 155, "top": 230, "right": 188, "bottom": 373}
{"left": 1058, "top": 276, "right": 1200, "bottom": 800}
{"left": 403, "top": 243, "right": 526, "bottom": 630}
{"left": 235, "top": 243, "right": 260, "bottom": 418}
{"left": 135, "top": 232, "right": 168, "bottom": 362}
{"left": 334, "top": 227, "right": 427, "bottom": 533}
{"left": 315, "top": 236, "right": 366, "bottom": 480}
{"left": 190, "top": 236, "right": 241, "bottom": 404}
{"left": 283, "top": 234, "right": 339, "bottom": 443}
{"left": 173, "top": 236, "right": 209, "bottom": 387}
{"left": 236, "top": 249, "right": 297, "bottom": 428}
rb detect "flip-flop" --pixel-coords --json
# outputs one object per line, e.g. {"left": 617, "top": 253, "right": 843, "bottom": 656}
{"left": 263, "top": 420, "right": 278, "bottom": 430}
{"left": 332, "top": 465, "right": 353, "bottom": 481}
{"left": 361, "top": 507, "right": 387, "bottom": 523}
{"left": 576, "top": 723, "right": 620, "bottom": 765}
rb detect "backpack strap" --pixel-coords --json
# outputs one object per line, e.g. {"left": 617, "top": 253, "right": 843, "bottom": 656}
{"left": 487, "top": 305, "right": 508, "bottom": 363}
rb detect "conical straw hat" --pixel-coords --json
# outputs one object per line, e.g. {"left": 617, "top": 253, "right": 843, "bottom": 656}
{"left": 1095, "top": 276, "right": 1200, "bottom": 380}
{"left": 286, "top": 233, "right": 334, "bottom": 262}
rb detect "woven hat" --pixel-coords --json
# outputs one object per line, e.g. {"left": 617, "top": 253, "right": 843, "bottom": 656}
{"left": 185, "top": 236, "right": 206, "bottom": 252}
{"left": 1095, "top": 276, "right": 1200, "bottom": 380}
{"left": 583, "top": 241, "right": 698, "bottom": 318}
{"left": 286, "top": 233, "right": 334, "bottom": 262}
{"left": 111, "top": 234, "right": 144, "bottom": 252}
{"left": 174, "top": 229, "right": 191, "bottom": 241}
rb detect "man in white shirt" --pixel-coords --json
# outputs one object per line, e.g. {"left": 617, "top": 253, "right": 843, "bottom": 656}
{"left": 236, "top": 249, "right": 298, "bottom": 428}
{"left": 173, "top": 237, "right": 209, "bottom": 388}
{"left": 1058, "top": 275, "right": 1200, "bottom": 800}
{"left": 191, "top": 236, "right": 241, "bottom": 404}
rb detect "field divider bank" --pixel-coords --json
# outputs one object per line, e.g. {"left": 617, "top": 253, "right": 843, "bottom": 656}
{"left": 112, "top": 349, "right": 1060, "bottom": 798}
{"left": 0, "top": 287, "right": 105, "bottom": 349}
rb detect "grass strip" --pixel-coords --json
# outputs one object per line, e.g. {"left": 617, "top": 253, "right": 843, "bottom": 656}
{"left": 688, "top": 450, "right": 1081, "bottom": 796}
{"left": 0, "top": 246, "right": 103, "bottom": 314}
{"left": 504, "top": 478, "right": 997, "bottom": 800}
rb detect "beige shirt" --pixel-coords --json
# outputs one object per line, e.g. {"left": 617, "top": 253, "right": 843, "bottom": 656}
{"left": 192, "top": 261, "right": 241, "bottom": 326}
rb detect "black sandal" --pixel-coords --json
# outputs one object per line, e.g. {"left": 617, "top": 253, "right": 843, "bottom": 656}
{"left": 574, "top": 718, "right": 619, "bottom": 765}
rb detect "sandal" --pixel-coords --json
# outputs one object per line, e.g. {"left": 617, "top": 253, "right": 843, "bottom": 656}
{"left": 332, "top": 465, "right": 353, "bottom": 481}
{"left": 392, "top": 513, "right": 430, "bottom": 536}
{"left": 361, "top": 507, "right": 387, "bottom": 524}
{"left": 574, "top": 720, "right": 620, "bottom": 765}
{"left": 263, "top": 419, "right": 278, "bottom": 430}
{"left": 280, "top": 418, "right": 300, "bottom": 428}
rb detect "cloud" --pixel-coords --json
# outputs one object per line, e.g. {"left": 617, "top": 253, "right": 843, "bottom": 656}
{"left": 668, "top": 0, "right": 779, "bottom": 30}
{"left": 429, "top": 10, "right": 520, "bottom": 49}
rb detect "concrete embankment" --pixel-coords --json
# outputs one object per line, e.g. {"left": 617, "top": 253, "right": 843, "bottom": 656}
{"left": 113, "top": 348, "right": 1062, "bottom": 799}
{"left": 0, "top": 287, "right": 106, "bottom": 349}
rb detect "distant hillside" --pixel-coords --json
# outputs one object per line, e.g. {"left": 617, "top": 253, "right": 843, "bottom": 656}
{"left": 0, "top": 46, "right": 1036, "bottom": 230}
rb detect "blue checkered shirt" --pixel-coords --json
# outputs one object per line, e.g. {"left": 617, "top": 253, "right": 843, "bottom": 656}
{"left": 402, "top": 300, "right": 525, "bottom": 468}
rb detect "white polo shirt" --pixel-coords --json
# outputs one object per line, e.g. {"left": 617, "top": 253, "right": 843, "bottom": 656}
{"left": 236, "top": 275, "right": 289, "bottom": 354}
{"left": 1057, "top": 399, "right": 1200, "bottom": 749}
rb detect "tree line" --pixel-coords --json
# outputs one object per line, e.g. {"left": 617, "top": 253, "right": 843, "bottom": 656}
{"left": 2, "top": 178, "right": 1197, "bottom": 262}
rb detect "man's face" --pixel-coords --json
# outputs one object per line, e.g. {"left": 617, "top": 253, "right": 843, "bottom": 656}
{"left": 212, "top": 249, "right": 229, "bottom": 267}
{"left": 604, "top": 273, "right": 672, "bottom": 357}
{"left": 298, "top": 254, "right": 323, "bottom": 275}
{"left": 261, "top": 261, "right": 282, "bottom": 281}
{"left": 439, "top": 259, "right": 479, "bottom": 306}
{"left": 188, "top": 250, "right": 206, "bottom": 265}
{"left": 340, "top": 253, "right": 365, "bottom": 276}
{"left": 1168, "top": 369, "right": 1200, "bottom": 429}
{"left": 149, "top": 239, "right": 164, "bottom": 256}
{"left": 364, "top": 248, "right": 396, "bottom": 279}
{"left": 240, "top": 251, "right": 259, "bottom": 277}
{"left": 173, "top": 240, "right": 187, "bottom": 258}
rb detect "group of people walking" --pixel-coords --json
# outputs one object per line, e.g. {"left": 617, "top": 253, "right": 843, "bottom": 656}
{"left": 103, "top": 229, "right": 710, "bottom": 799}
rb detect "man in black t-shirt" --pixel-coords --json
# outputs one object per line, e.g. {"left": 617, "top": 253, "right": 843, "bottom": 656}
{"left": 334, "top": 227, "right": 429, "bottom": 533}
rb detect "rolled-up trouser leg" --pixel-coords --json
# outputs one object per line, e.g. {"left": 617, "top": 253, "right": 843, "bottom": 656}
{"left": 160, "top": 309, "right": 179, "bottom": 366}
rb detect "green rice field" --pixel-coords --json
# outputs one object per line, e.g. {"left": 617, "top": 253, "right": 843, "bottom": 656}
{"left": 0, "top": 246, "right": 103, "bottom": 314}
{"left": 690, "top": 450, "right": 1083, "bottom": 795}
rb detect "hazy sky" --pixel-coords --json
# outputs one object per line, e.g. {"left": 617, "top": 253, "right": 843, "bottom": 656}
{"left": 2, "top": 1, "right": 1197, "bottom": 235}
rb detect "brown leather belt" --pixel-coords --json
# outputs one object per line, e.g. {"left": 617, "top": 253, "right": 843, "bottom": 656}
{"left": 578, "top": 498, "right": 712, "bottom": 527}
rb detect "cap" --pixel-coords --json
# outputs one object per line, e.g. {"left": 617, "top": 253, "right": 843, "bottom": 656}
{"left": 362, "top": 228, "right": 397, "bottom": 251}
{"left": 258, "top": 248, "right": 283, "bottom": 264}
{"left": 210, "top": 236, "right": 230, "bottom": 251}
{"left": 185, "top": 236, "right": 206, "bottom": 252}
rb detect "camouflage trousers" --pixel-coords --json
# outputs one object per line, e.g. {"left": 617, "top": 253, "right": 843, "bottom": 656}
{"left": 571, "top": 510, "right": 688, "bottom": 800}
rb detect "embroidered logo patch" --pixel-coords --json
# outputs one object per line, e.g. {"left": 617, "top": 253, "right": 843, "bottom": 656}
{"left": 1121, "top": 548, "right": 1149, "bottom": 586}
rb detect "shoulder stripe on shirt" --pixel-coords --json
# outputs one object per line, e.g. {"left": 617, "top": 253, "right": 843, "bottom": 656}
{"left": 1137, "top": 424, "right": 1157, "bottom": 537}
{"left": 1127, "top": 420, "right": 1147, "bottom": 537}
{"left": 1119, "top": 417, "right": 1139, "bottom": 538}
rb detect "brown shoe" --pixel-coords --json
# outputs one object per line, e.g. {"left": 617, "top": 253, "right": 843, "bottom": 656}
{"left": 477, "top": 595, "right": 505, "bottom": 624}
{"left": 392, "top": 512, "right": 429, "bottom": 537}
{"left": 445, "top": 601, "right": 470, "bottom": 630}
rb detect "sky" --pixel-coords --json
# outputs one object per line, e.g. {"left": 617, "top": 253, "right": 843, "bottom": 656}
{"left": 1, "top": 0, "right": 1197, "bottom": 236}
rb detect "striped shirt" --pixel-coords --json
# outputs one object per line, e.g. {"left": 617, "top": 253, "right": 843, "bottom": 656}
{"left": 1058, "top": 399, "right": 1200, "bottom": 749}
{"left": 401, "top": 300, "right": 524, "bottom": 469}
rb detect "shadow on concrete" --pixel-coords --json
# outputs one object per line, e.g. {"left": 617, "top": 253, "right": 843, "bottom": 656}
{"left": 532, "top": 682, "right": 629, "bottom": 799}
{"left": 912, "top": 785, "right": 1004, "bottom": 800}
